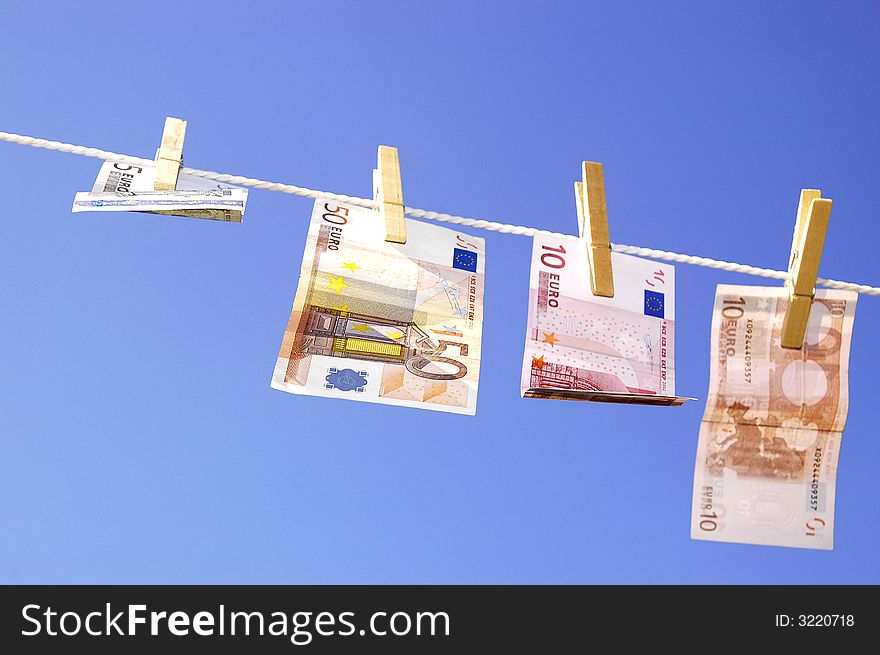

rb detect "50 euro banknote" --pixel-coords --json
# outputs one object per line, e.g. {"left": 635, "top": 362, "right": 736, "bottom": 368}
{"left": 72, "top": 160, "right": 248, "bottom": 222}
{"left": 271, "top": 200, "right": 485, "bottom": 415}
{"left": 522, "top": 233, "right": 691, "bottom": 405}
{"left": 691, "top": 285, "right": 857, "bottom": 549}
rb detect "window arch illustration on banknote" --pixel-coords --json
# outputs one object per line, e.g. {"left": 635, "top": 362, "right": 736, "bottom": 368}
{"left": 298, "top": 304, "right": 468, "bottom": 381}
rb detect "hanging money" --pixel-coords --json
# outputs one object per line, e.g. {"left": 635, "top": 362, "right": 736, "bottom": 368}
{"left": 691, "top": 285, "right": 857, "bottom": 550}
{"left": 71, "top": 160, "right": 247, "bottom": 222}
{"left": 521, "top": 233, "right": 691, "bottom": 405}
{"left": 271, "top": 200, "right": 485, "bottom": 415}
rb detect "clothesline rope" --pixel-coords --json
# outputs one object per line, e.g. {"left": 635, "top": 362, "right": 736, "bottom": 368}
{"left": 2, "top": 129, "right": 878, "bottom": 296}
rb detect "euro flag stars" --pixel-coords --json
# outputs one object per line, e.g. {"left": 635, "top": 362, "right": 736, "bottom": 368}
{"left": 644, "top": 290, "right": 665, "bottom": 318}
{"left": 453, "top": 248, "right": 478, "bottom": 272}
{"left": 326, "top": 275, "right": 349, "bottom": 294}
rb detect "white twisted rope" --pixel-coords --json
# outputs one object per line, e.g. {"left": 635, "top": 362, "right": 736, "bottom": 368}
{"left": 2, "top": 130, "right": 878, "bottom": 296}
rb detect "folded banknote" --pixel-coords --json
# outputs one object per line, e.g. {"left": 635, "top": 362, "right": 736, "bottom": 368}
{"left": 71, "top": 160, "right": 247, "bottom": 222}
{"left": 522, "top": 233, "right": 691, "bottom": 405}
{"left": 271, "top": 200, "right": 485, "bottom": 415}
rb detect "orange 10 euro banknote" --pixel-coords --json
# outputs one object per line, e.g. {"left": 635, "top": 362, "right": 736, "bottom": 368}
{"left": 691, "top": 285, "right": 857, "bottom": 549}
{"left": 522, "top": 232, "right": 691, "bottom": 406}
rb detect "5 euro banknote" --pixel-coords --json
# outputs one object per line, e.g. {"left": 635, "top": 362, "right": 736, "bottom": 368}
{"left": 72, "top": 160, "right": 248, "bottom": 222}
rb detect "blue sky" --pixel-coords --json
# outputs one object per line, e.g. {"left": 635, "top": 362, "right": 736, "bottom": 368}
{"left": 0, "top": 1, "right": 877, "bottom": 583}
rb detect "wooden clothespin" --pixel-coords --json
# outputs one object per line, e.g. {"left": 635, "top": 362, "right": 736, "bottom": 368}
{"left": 780, "top": 189, "right": 833, "bottom": 349}
{"left": 373, "top": 145, "right": 406, "bottom": 243}
{"left": 153, "top": 117, "right": 187, "bottom": 191}
{"left": 574, "top": 161, "right": 614, "bottom": 297}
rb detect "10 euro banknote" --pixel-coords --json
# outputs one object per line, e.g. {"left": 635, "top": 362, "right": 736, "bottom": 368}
{"left": 72, "top": 160, "right": 248, "bottom": 222}
{"left": 691, "top": 285, "right": 857, "bottom": 549}
{"left": 271, "top": 200, "right": 485, "bottom": 415}
{"left": 522, "top": 233, "right": 691, "bottom": 405}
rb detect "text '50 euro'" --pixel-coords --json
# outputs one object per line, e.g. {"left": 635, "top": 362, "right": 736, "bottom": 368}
{"left": 692, "top": 285, "right": 857, "bottom": 550}
{"left": 71, "top": 160, "right": 248, "bottom": 222}
{"left": 522, "top": 233, "right": 691, "bottom": 405}
{"left": 271, "top": 201, "right": 485, "bottom": 415}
